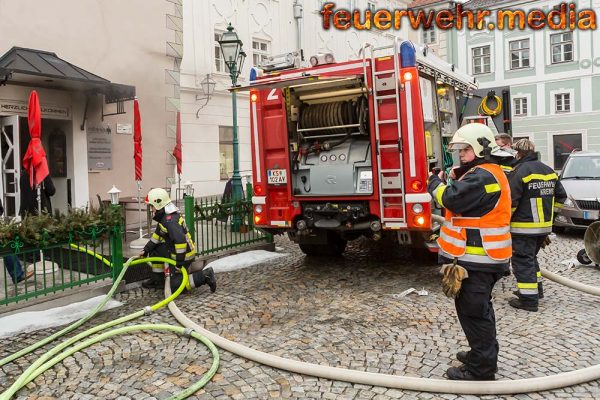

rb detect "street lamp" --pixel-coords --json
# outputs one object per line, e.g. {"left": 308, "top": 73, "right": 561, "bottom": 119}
{"left": 108, "top": 185, "right": 121, "bottom": 205}
{"left": 184, "top": 180, "right": 194, "bottom": 197}
{"left": 195, "top": 74, "right": 217, "bottom": 117}
{"left": 219, "top": 23, "right": 247, "bottom": 231}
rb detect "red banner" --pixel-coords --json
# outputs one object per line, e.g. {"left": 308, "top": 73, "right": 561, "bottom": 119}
{"left": 22, "top": 90, "right": 49, "bottom": 187}
{"left": 133, "top": 98, "right": 142, "bottom": 181}
{"left": 173, "top": 111, "right": 182, "bottom": 175}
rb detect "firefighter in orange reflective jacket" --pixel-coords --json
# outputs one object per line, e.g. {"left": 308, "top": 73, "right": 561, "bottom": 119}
{"left": 427, "top": 123, "right": 512, "bottom": 381}
{"left": 140, "top": 188, "right": 216, "bottom": 293}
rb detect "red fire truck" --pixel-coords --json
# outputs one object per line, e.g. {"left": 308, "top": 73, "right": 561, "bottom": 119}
{"left": 241, "top": 38, "right": 478, "bottom": 256}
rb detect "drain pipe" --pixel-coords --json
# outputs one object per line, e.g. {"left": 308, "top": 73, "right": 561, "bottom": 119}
{"left": 293, "top": 0, "right": 304, "bottom": 62}
{"left": 166, "top": 271, "right": 600, "bottom": 395}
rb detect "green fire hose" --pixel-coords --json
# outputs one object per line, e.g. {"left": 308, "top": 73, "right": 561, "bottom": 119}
{"left": 0, "top": 249, "right": 220, "bottom": 400}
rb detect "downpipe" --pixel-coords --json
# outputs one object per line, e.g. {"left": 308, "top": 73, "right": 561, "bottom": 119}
{"left": 166, "top": 259, "right": 600, "bottom": 395}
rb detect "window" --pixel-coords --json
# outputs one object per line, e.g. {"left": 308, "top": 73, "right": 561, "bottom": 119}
{"left": 553, "top": 133, "right": 582, "bottom": 170}
{"left": 214, "top": 32, "right": 229, "bottom": 73}
{"left": 219, "top": 126, "right": 234, "bottom": 180}
{"left": 509, "top": 39, "right": 530, "bottom": 69}
{"left": 472, "top": 46, "right": 491, "bottom": 75}
{"left": 252, "top": 39, "right": 270, "bottom": 67}
{"left": 550, "top": 32, "right": 573, "bottom": 64}
{"left": 422, "top": 27, "right": 436, "bottom": 44}
{"left": 367, "top": 1, "right": 376, "bottom": 13}
{"left": 514, "top": 97, "right": 528, "bottom": 116}
{"left": 555, "top": 93, "right": 571, "bottom": 113}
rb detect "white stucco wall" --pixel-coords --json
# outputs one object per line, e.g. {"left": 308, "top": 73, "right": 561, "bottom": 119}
{"left": 0, "top": 0, "right": 173, "bottom": 212}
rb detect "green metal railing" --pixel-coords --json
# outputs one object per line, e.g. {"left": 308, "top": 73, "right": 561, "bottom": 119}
{"left": 1, "top": 186, "right": 274, "bottom": 307}
{"left": 185, "top": 183, "right": 273, "bottom": 256}
{"left": 1, "top": 217, "right": 122, "bottom": 307}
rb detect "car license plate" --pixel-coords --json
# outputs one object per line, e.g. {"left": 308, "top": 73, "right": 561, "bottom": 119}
{"left": 267, "top": 169, "right": 287, "bottom": 184}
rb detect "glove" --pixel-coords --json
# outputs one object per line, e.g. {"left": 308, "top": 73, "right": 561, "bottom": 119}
{"left": 541, "top": 236, "right": 551, "bottom": 249}
{"left": 440, "top": 262, "right": 469, "bottom": 299}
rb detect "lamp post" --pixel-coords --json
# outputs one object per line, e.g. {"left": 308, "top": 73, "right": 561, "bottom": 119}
{"left": 219, "top": 23, "right": 247, "bottom": 232}
{"left": 107, "top": 185, "right": 123, "bottom": 279}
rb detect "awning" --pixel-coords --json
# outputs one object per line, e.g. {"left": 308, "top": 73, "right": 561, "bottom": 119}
{"left": 0, "top": 47, "right": 135, "bottom": 103}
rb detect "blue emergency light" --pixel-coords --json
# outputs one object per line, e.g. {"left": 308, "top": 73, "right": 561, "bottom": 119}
{"left": 249, "top": 67, "right": 258, "bottom": 82}
{"left": 400, "top": 41, "right": 416, "bottom": 68}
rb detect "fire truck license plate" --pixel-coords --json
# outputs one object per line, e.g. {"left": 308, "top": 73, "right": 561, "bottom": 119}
{"left": 267, "top": 169, "right": 287, "bottom": 184}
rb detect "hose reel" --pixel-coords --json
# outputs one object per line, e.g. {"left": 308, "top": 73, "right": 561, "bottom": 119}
{"left": 299, "top": 96, "right": 368, "bottom": 135}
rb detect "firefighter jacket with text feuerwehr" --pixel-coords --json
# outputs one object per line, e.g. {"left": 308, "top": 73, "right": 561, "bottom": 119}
{"left": 427, "top": 160, "right": 512, "bottom": 273}
{"left": 508, "top": 153, "right": 567, "bottom": 235}
{"left": 143, "top": 208, "right": 196, "bottom": 266}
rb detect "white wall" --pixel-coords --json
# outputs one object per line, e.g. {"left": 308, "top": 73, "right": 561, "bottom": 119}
{"left": 0, "top": 0, "right": 174, "bottom": 210}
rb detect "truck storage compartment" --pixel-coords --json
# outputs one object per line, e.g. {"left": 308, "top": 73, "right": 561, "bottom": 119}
{"left": 286, "top": 77, "right": 374, "bottom": 197}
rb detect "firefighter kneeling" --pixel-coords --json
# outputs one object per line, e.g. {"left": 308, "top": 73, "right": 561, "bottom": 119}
{"left": 428, "top": 123, "right": 511, "bottom": 381}
{"left": 140, "top": 188, "right": 216, "bottom": 293}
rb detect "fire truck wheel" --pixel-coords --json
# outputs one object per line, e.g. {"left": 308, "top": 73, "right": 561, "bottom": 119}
{"left": 299, "top": 232, "right": 347, "bottom": 257}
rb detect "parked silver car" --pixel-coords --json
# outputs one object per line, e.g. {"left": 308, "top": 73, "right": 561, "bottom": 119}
{"left": 554, "top": 152, "right": 600, "bottom": 232}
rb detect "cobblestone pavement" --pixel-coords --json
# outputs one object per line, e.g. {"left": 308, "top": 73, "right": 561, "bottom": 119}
{"left": 1, "top": 231, "right": 600, "bottom": 399}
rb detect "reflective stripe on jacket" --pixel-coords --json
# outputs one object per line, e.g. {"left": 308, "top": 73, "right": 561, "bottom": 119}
{"left": 144, "top": 209, "right": 196, "bottom": 264}
{"left": 437, "top": 163, "right": 512, "bottom": 262}
{"left": 509, "top": 153, "right": 567, "bottom": 235}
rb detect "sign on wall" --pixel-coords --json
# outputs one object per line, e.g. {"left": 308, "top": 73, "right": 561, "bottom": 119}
{"left": 87, "top": 123, "right": 112, "bottom": 170}
{"left": 116, "top": 123, "right": 132, "bottom": 134}
{"left": 0, "top": 99, "right": 70, "bottom": 119}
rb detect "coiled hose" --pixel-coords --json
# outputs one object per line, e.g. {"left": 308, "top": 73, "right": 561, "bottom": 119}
{"left": 166, "top": 265, "right": 600, "bottom": 395}
{"left": 479, "top": 94, "right": 502, "bottom": 117}
{"left": 0, "top": 252, "right": 219, "bottom": 400}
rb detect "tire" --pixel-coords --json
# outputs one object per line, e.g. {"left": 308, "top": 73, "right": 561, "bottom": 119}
{"left": 299, "top": 244, "right": 320, "bottom": 256}
{"left": 577, "top": 248, "right": 593, "bottom": 265}
{"left": 298, "top": 232, "right": 347, "bottom": 257}
{"left": 553, "top": 225, "right": 566, "bottom": 234}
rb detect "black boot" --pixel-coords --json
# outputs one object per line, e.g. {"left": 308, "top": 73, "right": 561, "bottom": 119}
{"left": 142, "top": 272, "right": 165, "bottom": 289}
{"left": 446, "top": 366, "right": 495, "bottom": 381}
{"left": 456, "top": 351, "right": 469, "bottom": 364}
{"left": 509, "top": 297, "right": 538, "bottom": 312}
{"left": 203, "top": 267, "right": 217, "bottom": 293}
{"left": 171, "top": 267, "right": 217, "bottom": 293}
{"left": 456, "top": 351, "right": 499, "bottom": 373}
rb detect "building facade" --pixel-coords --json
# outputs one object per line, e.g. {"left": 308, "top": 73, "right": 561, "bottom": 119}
{"left": 458, "top": 0, "right": 600, "bottom": 170}
{"left": 0, "top": 0, "right": 178, "bottom": 220}
{"left": 181, "top": 0, "right": 411, "bottom": 196}
{"left": 408, "top": 0, "right": 458, "bottom": 64}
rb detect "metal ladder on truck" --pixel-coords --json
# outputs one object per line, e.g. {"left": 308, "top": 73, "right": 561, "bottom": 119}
{"left": 362, "top": 38, "right": 407, "bottom": 229}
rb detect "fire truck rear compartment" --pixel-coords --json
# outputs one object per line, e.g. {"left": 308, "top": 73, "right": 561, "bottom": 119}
{"left": 287, "top": 77, "right": 373, "bottom": 197}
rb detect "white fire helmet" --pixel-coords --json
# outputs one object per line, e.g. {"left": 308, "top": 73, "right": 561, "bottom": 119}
{"left": 448, "top": 123, "right": 500, "bottom": 158}
{"left": 145, "top": 188, "right": 172, "bottom": 210}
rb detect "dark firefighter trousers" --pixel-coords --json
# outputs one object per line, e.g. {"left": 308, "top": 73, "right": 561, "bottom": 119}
{"left": 512, "top": 234, "right": 546, "bottom": 305}
{"left": 455, "top": 270, "right": 504, "bottom": 378}
{"left": 147, "top": 243, "right": 192, "bottom": 280}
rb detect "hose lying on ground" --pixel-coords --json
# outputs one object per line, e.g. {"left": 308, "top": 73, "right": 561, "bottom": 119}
{"left": 166, "top": 266, "right": 600, "bottom": 396}
{"left": 1, "top": 254, "right": 220, "bottom": 400}
{"left": 540, "top": 268, "right": 600, "bottom": 297}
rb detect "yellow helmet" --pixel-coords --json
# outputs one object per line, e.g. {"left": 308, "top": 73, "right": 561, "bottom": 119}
{"left": 448, "top": 123, "right": 499, "bottom": 158}
{"left": 145, "top": 188, "right": 171, "bottom": 210}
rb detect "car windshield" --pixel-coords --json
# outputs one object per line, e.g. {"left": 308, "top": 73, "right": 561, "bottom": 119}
{"left": 561, "top": 156, "right": 600, "bottom": 179}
